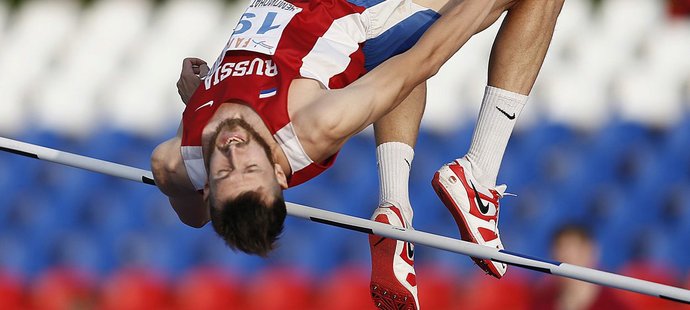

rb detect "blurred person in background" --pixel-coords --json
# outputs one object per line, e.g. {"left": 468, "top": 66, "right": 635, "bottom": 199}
{"left": 533, "top": 224, "right": 628, "bottom": 310}
{"left": 152, "top": 0, "right": 562, "bottom": 308}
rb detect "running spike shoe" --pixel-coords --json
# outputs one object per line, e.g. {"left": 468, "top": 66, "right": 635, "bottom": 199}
{"left": 369, "top": 204, "right": 418, "bottom": 310}
{"left": 431, "top": 157, "right": 508, "bottom": 278}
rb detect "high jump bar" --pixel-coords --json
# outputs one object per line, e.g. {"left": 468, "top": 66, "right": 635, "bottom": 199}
{"left": 1, "top": 136, "right": 689, "bottom": 304}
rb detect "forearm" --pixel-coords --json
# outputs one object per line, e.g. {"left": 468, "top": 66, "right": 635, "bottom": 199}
{"left": 311, "top": 1, "right": 497, "bottom": 146}
{"left": 349, "top": 0, "right": 498, "bottom": 121}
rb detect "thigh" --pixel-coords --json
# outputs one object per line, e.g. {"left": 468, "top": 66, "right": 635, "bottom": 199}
{"left": 360, "top": 0, "right": 441, "bottom": 70}
{"left": 359, "top": 0, "right": 514, "bottom": 70}
{"left": 432, "top": 0, "right": 517, "bottom": 33}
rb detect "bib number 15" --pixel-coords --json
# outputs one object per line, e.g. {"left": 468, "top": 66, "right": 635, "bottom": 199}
{"left": 234, "top": 12, "right": 281, "bottom": 35}
{"left": 225, "top": 1, "right": 302, "bottom": 55}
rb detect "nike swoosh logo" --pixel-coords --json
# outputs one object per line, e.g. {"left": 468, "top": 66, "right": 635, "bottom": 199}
{"left": 404, "top": 158, "right": 411, "bottom": 169}
{"left": 471, "top": 181, "right": 490, "bottom": 215}
{"left": 195, "top": 100, "right": 214, "bottom": 112}
{"left": 496, "top": 106, "right": 516, "bottom": 120}
{"left": 406, "top": 242, "right": 414, "bottom": 261}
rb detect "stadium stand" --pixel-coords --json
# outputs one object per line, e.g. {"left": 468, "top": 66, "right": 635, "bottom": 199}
{"left": 0, "top": 0, "right": 689, "bottom": 308}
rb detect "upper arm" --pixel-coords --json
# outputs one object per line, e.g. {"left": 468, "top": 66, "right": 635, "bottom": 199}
{"left": 151, "top": 137, "right": 209, "bottom": 228}
{"left": 303, "top": 53, "right": 432, "bottom": 146}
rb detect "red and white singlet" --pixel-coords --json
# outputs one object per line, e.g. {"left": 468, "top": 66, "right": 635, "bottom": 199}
{"left": 181, "top": 0, "right": 439, "bottom": 189}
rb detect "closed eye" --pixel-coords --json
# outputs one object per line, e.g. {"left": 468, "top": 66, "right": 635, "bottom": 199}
{"left": 244, "top": 164, "right": 260, "bottom": 173}
{"left": 215, "top": 169, "right": 230, "bottom": 180}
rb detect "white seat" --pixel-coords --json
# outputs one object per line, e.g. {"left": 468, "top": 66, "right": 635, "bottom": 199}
{"left": 30, "top": 0, "right": 155, "bottom": 137}
{"left": 0, "top": 0, "right": 80, "bottom": 135}
{"left": 538, "top": 64, "right": 611, "bottom": 131}
{"left": 424, "top": 14, "right": 504, "bottom": 132}
{"left": 99, "top": 0, "right": 223, "bottom": 136}
{"left": 612, "top": 64, "right": 684, "bottom": 128}
{"left": 197, "top": 0, "right": 249, "bottom": 63}
{"left": 598, "top": 0, "right": 664, "bottom": 45}
{"left": 642, "top": 20, "right": 690, "bottom": 81}
{"left": 549, "top": 0, "right": 593, "bottom": 56}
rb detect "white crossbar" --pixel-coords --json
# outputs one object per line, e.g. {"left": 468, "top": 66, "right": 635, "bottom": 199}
{"left": 1, "top": 136, "right": 689, "bottom": 304}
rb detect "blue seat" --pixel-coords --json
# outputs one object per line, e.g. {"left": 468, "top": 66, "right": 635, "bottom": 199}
{"left": 596, "top": 221, "right": 636, "bottom": 270}
{"left": 190, "top": 227, "right": 267, "bottom": 276}
{"left": 138, "top": 191, "right": 184, "bottom": 235}
{"left": 79, "top": 128, "right": 137, "bottom": 161}
{"left": 664, "top": 113, "right": 690, "bottom": 156}
{"left": 435, "top": 124, "right": 473, "bottom": 157}
{"left": 46, "top": 229, "right": 104, "bottom": 275}
{"left": 0, "top": 230, "right": 32, "bottom": 276}
{"left": 268, "top": 222, "right": 348, "bottom": 275}
{"left": 80, "top": 188, "right": 140, "bottom": 236}
{"left": 670, "top": 224, "right": 690, "bottom": 268}
{"left": 18, "top": 129, "right": 73, "bottom": 151}
{"left": 104, "top": 229, "right": 176, "bottom": 275}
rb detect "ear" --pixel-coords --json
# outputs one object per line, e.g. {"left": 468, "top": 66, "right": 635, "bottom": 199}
{"left": 274, "top": 163, "right": 288, "bottom": 189}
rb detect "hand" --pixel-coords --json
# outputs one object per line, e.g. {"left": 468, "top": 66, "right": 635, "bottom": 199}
{"left": 177, "top": 57, "right": 210, "bottom": 105}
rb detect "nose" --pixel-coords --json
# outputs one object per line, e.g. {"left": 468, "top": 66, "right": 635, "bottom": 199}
{"left": 220, "top": 143, "right": 247, "bottom": 168}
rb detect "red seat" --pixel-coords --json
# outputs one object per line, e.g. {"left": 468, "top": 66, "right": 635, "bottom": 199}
{"left": 615, "top": 262, "right": 685, "bottom": 310}
{"left": 30, "top": 268, "right": 94, "bottom": 310}
{"left": 416, "top": 264, "right": 462, "bottom": 310}
{"left": 312, "top": 264, "right": 375, "bottom": 310}
{"left": 244, "top": 266, "right": 313, "bottom": 310}
{"left": 0, "top": 272, "right": 24, "bottom": 310}
{"left": 174, "top": 266, "right": 243, "bottom": 310}
{"left": 99, "top": 267, "right": 170, "bottom": 310}
{"left": 460, "top": 270, "right": 533, "bottom": 310}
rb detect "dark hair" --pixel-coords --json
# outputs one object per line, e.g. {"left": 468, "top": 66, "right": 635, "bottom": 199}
{"left": 208, "top": 191, "right": 287, "bottom": 257}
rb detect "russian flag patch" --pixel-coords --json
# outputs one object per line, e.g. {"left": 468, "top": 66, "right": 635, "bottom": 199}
{"left": 259, "top": 88, "right": 277, "bottom": 99}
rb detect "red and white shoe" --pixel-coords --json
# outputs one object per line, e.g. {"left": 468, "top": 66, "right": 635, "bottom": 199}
{"left": 369, "top": 204, "right": 418, "bottom": 310}
{"left": 431, "top": 157, "right": 508, "bottom": 278}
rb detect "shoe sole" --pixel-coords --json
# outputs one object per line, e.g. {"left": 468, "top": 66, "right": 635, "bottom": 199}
{"left": 432, "top": 171, "right": 503, "bottom": 279}
{"left": 369, "top": 213, "right": 418, "bottom": 310}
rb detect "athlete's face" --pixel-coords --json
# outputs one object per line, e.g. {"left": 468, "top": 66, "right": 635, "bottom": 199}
{"left": 203, "top": 119, "right": 287, "bottom": 205}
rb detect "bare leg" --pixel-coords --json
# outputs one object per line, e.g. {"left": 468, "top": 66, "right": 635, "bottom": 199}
{"left": 489, "top": 0, "right": 564, "bottom": 94}
{"left": 370, "top": 83, "right": 426, "bottom": 309}
{"left": 465, "top": 0, "right": 564, "bottom": 187}
{"left": 373, "top": 83, "right": 426, "bottom": 219}
{"left": 374, "top": 83, "right": 426, "bottom": 147}
{"left": 431, "top": 0, "right": 564, "bottom": 279}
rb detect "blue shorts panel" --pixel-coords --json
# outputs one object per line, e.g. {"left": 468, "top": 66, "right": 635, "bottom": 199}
{"left": 362, "top": 9, "right": 440, "bottom": 71}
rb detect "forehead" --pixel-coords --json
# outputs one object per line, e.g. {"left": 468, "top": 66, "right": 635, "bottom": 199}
{"left": 212, "top": 182, "right": 275, "bottom": 208}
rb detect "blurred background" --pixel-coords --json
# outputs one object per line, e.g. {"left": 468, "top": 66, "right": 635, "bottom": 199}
{"left": 1, "top": 0, "right": 690, "bottom": 309}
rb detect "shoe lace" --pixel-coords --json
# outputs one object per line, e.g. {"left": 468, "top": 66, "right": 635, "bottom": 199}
{"left": 494, "top": 184, "right": 517, "bottom": 197}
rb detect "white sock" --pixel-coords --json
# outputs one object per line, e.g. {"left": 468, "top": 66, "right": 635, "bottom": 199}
{"left": 376, "top": 142, "right": 414, "bottom": 221}
{"left": 465, "top": 86, "right": 527, "bottom": 187}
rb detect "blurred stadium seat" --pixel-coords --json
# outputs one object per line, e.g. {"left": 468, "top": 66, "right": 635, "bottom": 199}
{"left": 312, "top": 265, "right": 375, "bottom": 310}
{"left": 459, "top": 271, "right": 533, "bottom": 310}
{"left": 174, "top": 266, "right": 243, "bottom": 310}
{"left": 243, "top": 267, "right": 313, "bottom": 310}
{"left": 0, "top": 271, "right": 24, "bottom": 310}
{"left": 416, "top": 265, "right": 461, "bottom": 310}
{"left": 614, "top": 262, "right": 686, "bottom": 310}
{"left": 99, "top": 267, "right": 171, "bottom": 310}
{"left": 29, "top": 267, "right": 95, "bottom": 310}
{"left": 0, "top": 0, "right": 689, "bottom": 308}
